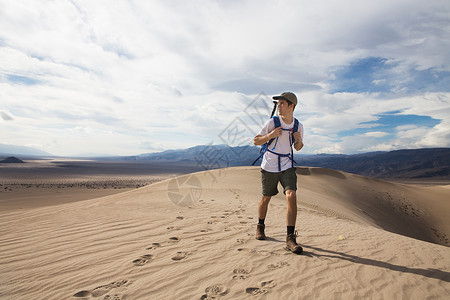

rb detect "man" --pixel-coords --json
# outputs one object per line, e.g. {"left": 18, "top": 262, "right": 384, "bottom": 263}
{"left": 253, "top": 92, "right": 304, "bottom": 254}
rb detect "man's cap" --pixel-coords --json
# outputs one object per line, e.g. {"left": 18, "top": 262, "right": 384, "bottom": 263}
{"left": 273, "top": 92, "right": 297, "bottom": 106}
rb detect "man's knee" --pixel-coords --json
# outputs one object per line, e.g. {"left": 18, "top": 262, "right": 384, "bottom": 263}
{"left": 286, "top": 190, "right": 296, "bottom": 198}
{"left": 261, "top": 195, "right": 272, "bottom": 203}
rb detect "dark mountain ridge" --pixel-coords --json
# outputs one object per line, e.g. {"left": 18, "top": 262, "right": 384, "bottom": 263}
{"left": 0, "top": 156, "right": 25, "bottom": 163}
{"left": 127, "top": 146, "right": 450, "bottom": 179}
{"left": 296, "top": 148, "right": 450, "bottom": 178}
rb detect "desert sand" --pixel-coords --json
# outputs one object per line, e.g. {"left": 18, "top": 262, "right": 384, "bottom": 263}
{"left": 0, "top": 166, "right": 449, "bottom": 299}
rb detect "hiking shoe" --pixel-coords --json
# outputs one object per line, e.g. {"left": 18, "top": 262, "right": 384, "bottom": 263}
{"left": 286, "top": 232, "right": 303, "bottom": 254}
{"left": 256, "top": 224, "right": 266, "bottom": 240}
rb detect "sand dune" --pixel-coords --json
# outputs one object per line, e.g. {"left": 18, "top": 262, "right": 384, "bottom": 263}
{"left": 296, "top": 167, "right": 450, "bottom": 246}
{"left": 0, "top": 167, "right": 449, "bottom": 299}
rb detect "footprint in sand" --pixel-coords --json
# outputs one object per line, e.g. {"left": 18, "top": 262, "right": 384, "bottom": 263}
{"left": 146, "top": 242, "right": 161, "bottom": 250}
{"left": 261, "top": 280, "right": 277, "bottom": 288}
{"left": 246, "top": 287, "right": 268, "bottom": 296}
{"left": 168, "top": 237, "right": 180, "bottom": 243}
{"left": 245, "top": 280, "right": 277, "bottom": 296}
{"left": 146, "top": 237, "right": 180, "bottom": 250}
{"left": 73, "top": 280, "right": 129, "bottom": 298}
{"left": 132, "top": 254, "right": 153, "bottom": 266}
{"left": 232, "top": 268, "right": 251, "bottom": 280}
{"left": 171, "top": 251, "right": 190, "bottom": 261}
{"left": 200, "top": 284, "right": 229, "bottom": 299}
{"left": 103, "top": 294, "right": 122, "bottom": 300}
{"left": 267, "top": 261, "right": 289, "bottom": 269}
{"left": 233, "top": 274, "right": 247, "bottom": 280}
{"left": 167, "top": 225, "right": 180, "bottom": 231}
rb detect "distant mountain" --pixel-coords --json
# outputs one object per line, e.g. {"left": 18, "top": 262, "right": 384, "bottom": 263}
{"left": 0, "top": 156, "right": 25, "bottom": 163}
{"left": 130, "top": 146, "right": 450, "bottom": 179}
{"left": 0, "top": 143, "right": 52, "bottom": 157}
{"left": 295, "top": 148, "right": 450, "bottom": 179}
{"left": 128, "top": 145, "right": 261, "bottom": 166}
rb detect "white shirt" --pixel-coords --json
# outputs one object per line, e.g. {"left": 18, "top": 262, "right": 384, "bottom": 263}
{"left": 258, "top": 116, "right": 304, "bottom": 173}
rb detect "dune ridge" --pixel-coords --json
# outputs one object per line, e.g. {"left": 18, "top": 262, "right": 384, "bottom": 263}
{"left": 0, "top": 166, "right": 449, "bottom": 299}
{"left": 296, "top": 167, "right": 450, "bottom": 246}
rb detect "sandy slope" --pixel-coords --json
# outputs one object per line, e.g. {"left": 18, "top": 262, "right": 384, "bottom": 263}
{"left": 0, "top": 167, "right": 449, "bottom": 300}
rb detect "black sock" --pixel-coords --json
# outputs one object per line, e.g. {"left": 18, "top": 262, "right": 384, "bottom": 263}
{"left": 287, "top": 226, "right": 295, "bottom": 235}
{"left": 258, "top": 218, "right": 265, "bottom": 225}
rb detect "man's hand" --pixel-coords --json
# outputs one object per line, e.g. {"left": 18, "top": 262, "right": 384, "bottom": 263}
{"left": 253, "top": 127, "right": 282, "bottom": 146}
{"left": 269, "top": 127, "right": 283, "bottom": 139}
{"left": 292, "top": 131, "right": 303, "bottom": 151}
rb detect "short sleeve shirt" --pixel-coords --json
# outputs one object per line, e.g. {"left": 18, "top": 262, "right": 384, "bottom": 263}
{"left": 258, "top": 117, "right": 304, "bottom": 173}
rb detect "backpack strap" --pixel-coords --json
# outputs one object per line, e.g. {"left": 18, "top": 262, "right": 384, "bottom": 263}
{"left": 272, "top": 116, "right": 281, "bottom": 128}
{"left": 252, "top": 116, "right": 280, "bottom": 166}
{"left": 268, "top": 116, "right": 281, "bottom": 150}
{"left": 291, "top": 118, "right": 299, "bottom": 143}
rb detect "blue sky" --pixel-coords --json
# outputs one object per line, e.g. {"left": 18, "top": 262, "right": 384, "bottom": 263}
{"left": 1, "top": 0, "right": 449, "bottom": 156}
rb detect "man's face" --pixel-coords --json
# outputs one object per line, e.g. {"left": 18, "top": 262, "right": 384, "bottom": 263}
{"left": 277, "top": 99, "right": 293, "bottom": 116}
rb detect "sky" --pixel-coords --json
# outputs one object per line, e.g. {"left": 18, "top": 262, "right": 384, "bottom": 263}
{"left": 1, "top": 0, "right": 450, "bottom": 156}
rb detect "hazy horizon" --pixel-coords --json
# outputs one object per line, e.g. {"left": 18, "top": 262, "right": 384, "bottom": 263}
{"left": 1, "top": 142, "right": 449, "bottom": 159}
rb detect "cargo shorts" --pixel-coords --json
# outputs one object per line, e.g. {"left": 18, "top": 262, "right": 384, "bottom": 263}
{"left": 261, "top": 167, "right": 297, "bottom": 196}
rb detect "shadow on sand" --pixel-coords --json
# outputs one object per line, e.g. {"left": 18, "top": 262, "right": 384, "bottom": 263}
{"left": 296, "top": 167, "right": 346, "bottom": 179}
{"left": 301, "top": 245, "right": 450, "bottom": 282}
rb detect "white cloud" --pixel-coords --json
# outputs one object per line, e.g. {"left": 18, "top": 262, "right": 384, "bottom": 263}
{"left": 364, "top": 131, "right": 389, "bottom": 138}
{"left": 0, "top": 0, "right": 449, "bottom": 155}
{"left": 70, "top": 126, "right": 94, "bottom": 134}
{"left": 295, "top": 90, "right": 450, "bottom": 153}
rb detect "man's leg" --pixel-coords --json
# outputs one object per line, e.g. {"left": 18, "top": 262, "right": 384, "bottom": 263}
{"left": 256, "top": 195, "right": 271, "bottom": 240}
{"left": 257, "top": 169, "right": 279, "bottom": 240}
{"left": 280, "top": 168, "right": 303, "bottom": 254}
{"left": 259, "top": 195, "right": 272, "bottom": 220}
{"left": 280, "top": 168, "right": 298, "bottom": 233}
{"left": 286, "top": 190, "right": 297, "bottom": 228}
{"left": 285, "top": 189, "right": 302, "bottom": 253}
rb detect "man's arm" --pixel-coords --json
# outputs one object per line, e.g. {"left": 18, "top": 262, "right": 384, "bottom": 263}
{"left": 293, "top": 139, "right": 303, "bottom": 151}
{"left": 253, "top": 127, "right": 282, "bottom": 146}
{"left": 292, "top": 132, "right": 303, "bottom": 151}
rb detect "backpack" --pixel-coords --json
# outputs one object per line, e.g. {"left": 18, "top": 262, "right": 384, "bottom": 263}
{"left": 252, "top": 116, "right": 299, "bottom": 171}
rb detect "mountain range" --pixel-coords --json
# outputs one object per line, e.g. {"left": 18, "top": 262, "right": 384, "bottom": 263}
{"left": 1, "top": 142, "right": 449, "bottom": 179}
{"left": 0, "top": 143, "right": 52, "bottom": 157}
{"left": 127, "top": 145, "right": 450, "bottom": 179}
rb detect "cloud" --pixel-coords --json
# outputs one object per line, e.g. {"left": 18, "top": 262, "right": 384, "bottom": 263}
{"left": 70, "top": 126, "right": 94, "bottom": 134}
{"left": 364, "top": 132, "right": 389, "bottom": 138}
{"left": 0, "top": 0, "right": 449, "bottom": 155}
{"left": 297, "top": 90, "right": 449, "bottom": 153}
{"left": 139, "top": 140, "right": 165, "bottom": 151}
{"left": 328, "top": 57, "right": 450, "bottom": 95}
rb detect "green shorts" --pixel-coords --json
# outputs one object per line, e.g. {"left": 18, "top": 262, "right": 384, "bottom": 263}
{"left": 261, "top": 167, "right": 297, "bottom": 196}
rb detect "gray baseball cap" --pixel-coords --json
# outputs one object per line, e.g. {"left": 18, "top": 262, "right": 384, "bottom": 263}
{"left": 273, "top": 92, "right": 297, "bottom": 106}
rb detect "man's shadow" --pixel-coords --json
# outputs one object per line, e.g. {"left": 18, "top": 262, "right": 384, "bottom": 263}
{"left": 265, "top": 236, "right": 284, "bottom": 242}
{"left": 300, "top": 245, "right": 450, "bottom": 282}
